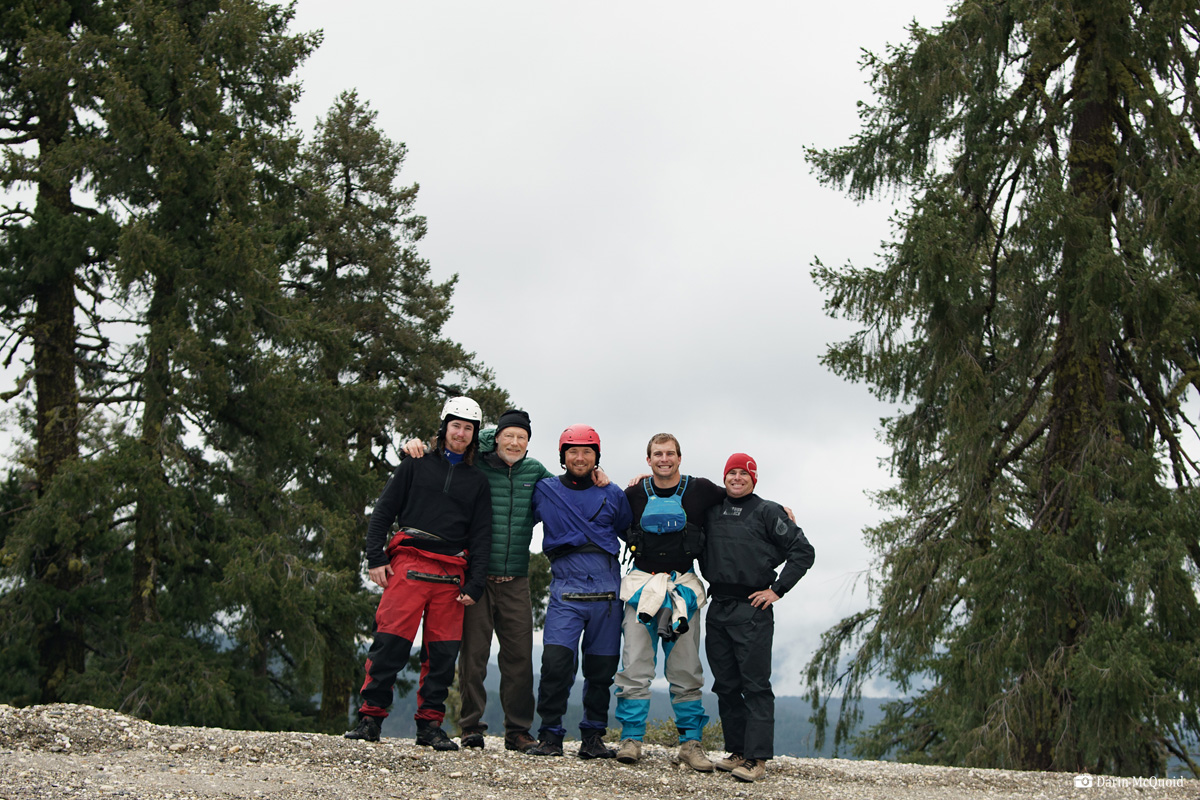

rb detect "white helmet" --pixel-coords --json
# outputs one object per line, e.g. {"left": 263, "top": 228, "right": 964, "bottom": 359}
{"left": 441, "top": 396, "right": 482, "bottom": 426}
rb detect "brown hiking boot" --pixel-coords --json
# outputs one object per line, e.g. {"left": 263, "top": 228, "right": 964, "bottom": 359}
{"left": 732, "top": 757, "right": 766, "bottom": 782}
{"left": 677, "top": 739, "right": 714, "bottom": 771}
{"left": 504, "top": 731, "right": 538, "bottom": 753}
{"left": 616, "top": 738, "right": 642, "bottom": 764}
{"left": 715, "top": 752, "right": 745, "bottom": 772}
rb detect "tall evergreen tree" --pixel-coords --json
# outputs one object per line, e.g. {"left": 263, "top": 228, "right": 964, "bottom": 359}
{"left": 805, "top": 0, "right": 1200, "bottom": 777}
{"left": 0, "top": 1, "right": 509, "bottom": 732}
{"left": 0, "top": 0, "right": 121, "bottom": 704}
{"left": 78, "top": 0, "right": 321, "bottom": 726}
{"left": 99, "top": 0, "right": 313, "bottom": 628}
{"left": 286, "top": 91, "right": 508, "bottom": 730}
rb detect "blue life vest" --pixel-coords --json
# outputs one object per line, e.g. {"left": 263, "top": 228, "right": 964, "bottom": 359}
{"left": 639, "top": 475, "right": 689, "bottom": 534}
{"left": 627, "top": 476, "right": 704, "bottom": 571}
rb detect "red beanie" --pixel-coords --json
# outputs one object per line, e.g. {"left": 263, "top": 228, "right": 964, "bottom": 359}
{"left": 723, "top": 452, "right": 758, "bottom": 487}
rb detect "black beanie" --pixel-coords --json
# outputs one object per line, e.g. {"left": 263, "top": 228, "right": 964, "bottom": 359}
{"left": 495, "top": 409, "right": 532, "bottom": 439}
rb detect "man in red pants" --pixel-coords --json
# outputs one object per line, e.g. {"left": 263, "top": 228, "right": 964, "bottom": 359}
{"left": 344, "top": 397, "right": 493, "bottom": 750}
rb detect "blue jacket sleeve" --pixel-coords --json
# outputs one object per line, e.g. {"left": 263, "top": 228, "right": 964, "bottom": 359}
{"left": 612, "top": 485, "right": 633, "bottom": 540}
{"left": 532, "top": 479, "right": 547, "bottom": 524}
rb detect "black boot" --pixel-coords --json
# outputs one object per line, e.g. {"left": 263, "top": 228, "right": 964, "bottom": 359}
{"left": 528, "top": 732, "right": 564, "bottom": 757}
{"left": 344, "top": 715, "right": 382, "bottom": 742}
{"left": 578, "top": 730, "right": 615, "bottom": 759}
{"left": 415, "top": 721, "right": 460, "bottom": 751}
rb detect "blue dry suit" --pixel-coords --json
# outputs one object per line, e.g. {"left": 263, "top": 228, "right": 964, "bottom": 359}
{"left": 532, "top": 476, "right": 632, "bottom": 738}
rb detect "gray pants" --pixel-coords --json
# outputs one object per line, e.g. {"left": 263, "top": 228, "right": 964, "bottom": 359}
{"left": 705, "top": 598, "right": 775, "bottom": 759}
{"left": 614, "top": 603, "right": 708, "bottom": 739}
{"left": 457, "top": 577, "right": 535, "bottom": 737}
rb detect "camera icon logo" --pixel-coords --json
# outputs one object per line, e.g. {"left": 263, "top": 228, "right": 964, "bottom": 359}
{"left": 1074, "top": 775, "right": 1094, "bottom": 788}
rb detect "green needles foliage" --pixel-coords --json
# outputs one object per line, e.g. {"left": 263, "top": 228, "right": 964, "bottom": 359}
{"left": 0, "top": 0, "right": 506, "bottom": 732}
{"left": 805, "top": 0, "right": 1200, "bottom": 778}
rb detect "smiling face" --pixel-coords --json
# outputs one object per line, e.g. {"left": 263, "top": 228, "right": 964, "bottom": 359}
{"left": 724, "top": 468, "right": 755, "bottom": 499}
{"left": 444, "top": 418, "right": 475, "bottom": 454}
{"left": 563, "top": 445, "right": 597, "bottom": 478}
{"left": 646, "top": 438, "right": 682, "bottom": 486}
{"left": 496, "top": 427, "right": 530, "bottom": 465}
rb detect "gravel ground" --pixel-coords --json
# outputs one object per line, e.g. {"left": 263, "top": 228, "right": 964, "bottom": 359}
{"left": 0, "top": 704, "right": 1194, "bottom": 799}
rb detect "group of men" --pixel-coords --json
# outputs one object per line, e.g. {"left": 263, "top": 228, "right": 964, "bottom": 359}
{"left": 344, "top": 398, "right": 815, "bottom": 783}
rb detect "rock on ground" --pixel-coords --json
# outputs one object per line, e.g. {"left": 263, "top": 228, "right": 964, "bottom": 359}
{"left": 0, "top": 704, "right": 1190, "bottom": 799}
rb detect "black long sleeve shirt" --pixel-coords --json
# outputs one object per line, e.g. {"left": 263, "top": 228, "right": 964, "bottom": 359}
{"left": 365, "top": 450, "right": 493, "bottom": 600}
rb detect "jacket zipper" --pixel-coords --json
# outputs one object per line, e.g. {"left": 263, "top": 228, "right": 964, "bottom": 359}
{"left": 503, "top": 464, "right": 515, "bottom": 575}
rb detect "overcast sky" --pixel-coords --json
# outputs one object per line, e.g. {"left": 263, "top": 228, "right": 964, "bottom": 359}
{"left": 285, "top": 1, "right": 951, "bottom": 699}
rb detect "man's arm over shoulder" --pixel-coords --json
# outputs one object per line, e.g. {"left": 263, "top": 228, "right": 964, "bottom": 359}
{"left": 609, "top": 484, "right": 633, "bottom": 534}
{"left": 692, "top": 476, "right": 727, "bottom": 507}
{"left": 528, "top": 456, "right": 555, "bottom": 482}
{"left": 765, "top": 500, "right": 815, "bottom": 597}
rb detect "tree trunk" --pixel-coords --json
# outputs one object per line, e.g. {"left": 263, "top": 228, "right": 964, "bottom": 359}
{"left": 318, "top": 429, "right": 372, "bottom": 732}
{"left": 31, "top": 77, "right": 86, "bottom": 704}
{"left": 131, "top": 274, "right": 175, "bottom": 630}
{"left": 1032, "top": 7, "right": 1120, "bottom": 771}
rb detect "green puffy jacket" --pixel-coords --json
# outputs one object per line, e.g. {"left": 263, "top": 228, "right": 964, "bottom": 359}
{"left": 477, "top": 427, "right": 555, "bottom": 577}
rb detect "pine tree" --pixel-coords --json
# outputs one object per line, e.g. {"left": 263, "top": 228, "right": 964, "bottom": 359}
{"left": 0, "top": 0, "right": 326, "bottom": 725}
{"left": 286, "top": 91, "right": 508, "bottom": 730}
{"left": 0, "top": 2, "right": 509, "bottom": 732}
{"left": 76, "top": 0, "right": 321, "bottom": 726}
{"left": 805, "top": 0, "right": 1200, "bottom": 777}
{"left": 0, "top": 0, "right": 122, "bottom": 704}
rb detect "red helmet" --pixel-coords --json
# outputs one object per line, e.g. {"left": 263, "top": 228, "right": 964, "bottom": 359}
{"left": 559, "top": 424, "right": 601, "bottom": 466}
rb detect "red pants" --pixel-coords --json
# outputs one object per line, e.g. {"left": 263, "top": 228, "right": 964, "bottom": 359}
{"left": 357, "top": 545, "right": 466, "bottom": 724}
